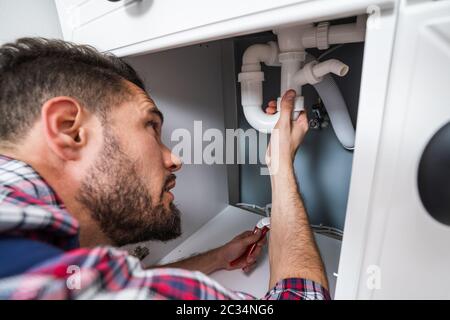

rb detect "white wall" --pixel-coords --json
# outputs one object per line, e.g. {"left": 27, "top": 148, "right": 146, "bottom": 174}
{"left": 0, "top": 0, "right": 62, "bottom": 45}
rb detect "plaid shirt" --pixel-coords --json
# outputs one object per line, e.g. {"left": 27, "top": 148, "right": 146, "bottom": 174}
{"left": 0, "top": 155, "right": 330, "bottom": 300}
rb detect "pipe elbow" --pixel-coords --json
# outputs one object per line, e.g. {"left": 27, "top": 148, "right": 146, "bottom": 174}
{"left": 313, "top": 59, "right": 349, "bottom": 78}
{"left": 293, "top": 59, "right": 349, "bottom": 86}
{"left": 238, "top": 74, "right": 279, "bottom": 133}
{"left": 242, "top": 42, "right": 279, "bottom": 71}
{"left": 239, "top": 42, "right": 281, "bottom": 133}
{"left": 243, "top": 105, "right": 280, "bottom": 134}
{"left": 243, "top": 44, "right": 271, "bottom": 64}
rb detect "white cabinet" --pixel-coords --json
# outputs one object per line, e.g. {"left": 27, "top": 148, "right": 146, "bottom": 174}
{"left": 337, "top": 0, "right": 450, "bottom": 299}
{"left": 55, "top": 0, "right": 393, "bottom": 56}
{"left": 55, "top": 0, "right": 307, "bottom": 54}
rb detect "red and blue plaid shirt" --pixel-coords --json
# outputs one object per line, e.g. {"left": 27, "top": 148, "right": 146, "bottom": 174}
{"left": 0, "top": 155, "right": 330, "bottom": 300}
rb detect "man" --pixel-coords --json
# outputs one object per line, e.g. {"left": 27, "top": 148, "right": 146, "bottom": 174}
{"left": 0, "top": 38, "right": 329, "bottom": 299}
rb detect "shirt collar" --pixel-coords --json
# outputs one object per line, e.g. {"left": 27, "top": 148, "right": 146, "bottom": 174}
{"left": 0, "top": 154, "right": 79, "bottom": 250}
{"left": 0, "top": 154, "right": 64, "bottom": 207}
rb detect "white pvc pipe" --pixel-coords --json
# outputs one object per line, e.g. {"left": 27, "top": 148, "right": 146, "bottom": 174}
{"left": 274, "top": 24, "right": 312, "bottom": 52}
{"left": 239, "top": 42, "right": 282, "bottom": 133}
{"left": 239, "top": 73, "right": 279, "bottom": 133}
{"left": 243, "top": 105, "right": 280, "bottom": 134}
{"left": 293, "top": 59, "right": 349, "bottom": 86}
{"left": 328, "top": 15, "right": 366, "bottom": 45}
{"left": 302, "top": 15, "right": 366, "bottom": 49}
{"left": 313, "top": 59, "right": 349, "bottom": 78}
{"left": 239, "top": 18, "right": 364, "bottom": 144}
{"left": 241, "top": 42, "right": 279, "bottom": 72}
{"left": 327, "top": 24, "right": 365, "bottom": 45}
{"left": 242, "top": 44, "right": 272, "bottom": 64}
{"left": 279, "top": 53, "right": 305, "bottom": 96}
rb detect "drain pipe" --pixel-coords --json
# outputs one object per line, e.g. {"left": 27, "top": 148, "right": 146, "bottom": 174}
{"left": 238, "top": 16, "right": 365, "bottom": 147}
{"left": 238, "top": 41, "right": 281, "bottom": 133}
{"left": 302, "top": 15, "right": 366, "bottom": 50}
{"left": 274, "top": 25, "right": 310, "bottom": 121}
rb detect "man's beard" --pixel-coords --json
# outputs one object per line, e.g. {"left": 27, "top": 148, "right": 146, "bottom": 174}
{"left": 77, "top": 127, "right": 181, "bottom": 247}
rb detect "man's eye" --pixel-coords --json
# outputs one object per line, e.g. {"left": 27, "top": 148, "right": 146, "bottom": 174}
{"left": 146, "top": 121, "right": 159, "bottom": 130}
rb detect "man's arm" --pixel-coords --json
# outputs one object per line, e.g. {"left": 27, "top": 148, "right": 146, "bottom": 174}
{"left": 154, "top": 230, "right": 266, "bottom": 275}
{"left": 267, "top": 90, "right": 329, "bottom": 290}
{"left": 159, "top": 247, "right": 223, "bottom": 275}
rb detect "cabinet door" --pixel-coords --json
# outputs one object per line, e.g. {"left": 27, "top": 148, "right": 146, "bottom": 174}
{"left": 55, "top": 0, "right": 307, "bottom": 53}
{"left": 54, "top": 0, "right": 393, "bottom": 56}
{"left": 340, "top": 0, "right": 450, "bottom": 299}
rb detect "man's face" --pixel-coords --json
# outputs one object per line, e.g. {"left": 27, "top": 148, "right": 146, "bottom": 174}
{"left": 77, "top": 82, "right": 183, "bottom": 246}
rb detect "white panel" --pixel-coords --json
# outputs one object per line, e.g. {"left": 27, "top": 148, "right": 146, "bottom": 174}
{"left": 54, "top": 0, "right": 86, "bottom": 40}
{"left": 53, "top": 0, "right": 395, "bottom": 56}
{"left": 335, "top": 7, "right": 398, "bottom": 299}
{"left": 71, "top": 0, "right": 310, "bottom": 48}
{"left": 351, "top": 0, "right": 450, "bottom": 299}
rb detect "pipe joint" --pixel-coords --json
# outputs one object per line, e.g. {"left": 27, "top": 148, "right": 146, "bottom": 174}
{"left": 242, "top": 42, "right": 279, "bottom": 68}
{"left": 294, "top": 59, "right": 349, "bottom": 86}
{"left": 294, "top": 61, "right": 321, "bottom": 86}
{"left": 278, "top": 51, "right": 306, "bottom": 63}
{"left": 316, "top": 21, "right": 330, "bottom": 50}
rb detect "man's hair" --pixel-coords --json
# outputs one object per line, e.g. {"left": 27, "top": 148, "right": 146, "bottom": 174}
{"left": 0, "top": 37, "right": 145, "bottom": 143}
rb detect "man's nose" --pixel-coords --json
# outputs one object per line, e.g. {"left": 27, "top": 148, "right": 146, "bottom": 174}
{"left": 162, "top": 145, "right": 182, "bottom": 172}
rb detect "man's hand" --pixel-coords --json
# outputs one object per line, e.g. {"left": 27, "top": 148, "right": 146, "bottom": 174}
{"left": 265, "top": 90, "right": 309, "bottom": 172}
{"left": 155, "top": 230, "right": 267, "bottom": 275}
{"left": 216, "top": 230, "right": 267, "bottom": 272}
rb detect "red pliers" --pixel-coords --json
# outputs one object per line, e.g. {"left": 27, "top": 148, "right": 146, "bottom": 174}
{"left": 230, "top": 217, "right": 271, "bottom": 267}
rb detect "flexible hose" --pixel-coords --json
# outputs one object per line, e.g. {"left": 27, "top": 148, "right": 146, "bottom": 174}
{"left": 313, "top": 74, "right": 355, "bottom": 150}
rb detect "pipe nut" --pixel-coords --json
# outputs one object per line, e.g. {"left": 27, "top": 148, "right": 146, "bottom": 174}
{"left": 316, "top": 21, "right": 330, "bottom": 50}
{"left": 238, "top": 71, "right": 264, "bottom": 83}
{"left": 241, "top": 63, "right": 261, "bottom": 72}
{"left": 278, "top": 51, "right": 306, "bottom": 63}
{"left": 302, "top": 61, "right": 322, "bottom": 84}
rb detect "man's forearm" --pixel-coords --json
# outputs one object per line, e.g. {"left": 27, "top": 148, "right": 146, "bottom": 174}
{"left": 269, "top": 165, "right": 328, "bottom": 289}
{"left": 156, "top": 248, "right": 223, "bottom": 275}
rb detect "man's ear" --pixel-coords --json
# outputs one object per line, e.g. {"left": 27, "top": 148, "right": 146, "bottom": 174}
{"left": 41, "top": 96, "right": 88, "bottom": 161}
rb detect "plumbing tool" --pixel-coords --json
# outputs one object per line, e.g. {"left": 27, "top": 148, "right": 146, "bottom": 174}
{"left": 230, "top": 217, "right": 271, "bottom": 268}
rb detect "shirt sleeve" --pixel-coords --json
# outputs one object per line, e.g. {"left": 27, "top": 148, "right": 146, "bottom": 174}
{"left": 0, "top": 246, "right": 330, "bottom": 300}
{"left": 263, "top": 278, "right": 331, "bottom": 300}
